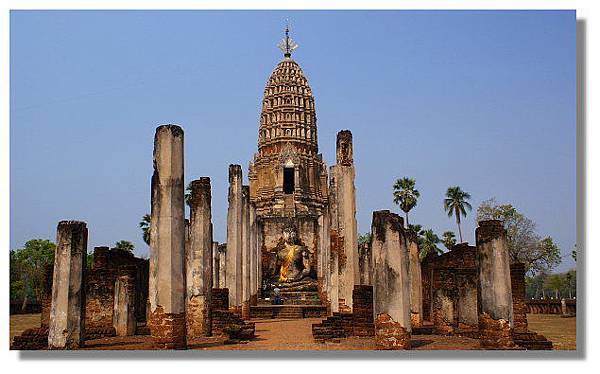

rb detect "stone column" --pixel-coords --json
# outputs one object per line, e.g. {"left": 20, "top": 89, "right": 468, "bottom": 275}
{"left": 113, "top": 265, "right": 137, "bottom": 337}
{"left": 186, "top": 177, "right": 213, "bottom": 338}
{"left": 241, "top": 185, "right": 251, "bottom": 319}
{"left": 329, "top": 247, "right": 340, "bottom": 314}
{"left": 218, "top": 244, "right": 227, "bottom": 289}
{"left": 226, "top": 165, "right": 243, "bottom": 313}
{"left": 331, "top": 130, "right": 358, "bottom": 311}
{"left": 371, "top": 211, "right": 411, "bottom": 350}
{"left": 256, "top": 220, "right": 264, "bottom": 297}
{"left": 317, "top": 213, "right": 331, "bottom": 310}
{"left": 328, "top": 175, "right": 340, "bottom": 314}
{"left": 212, "top": 241, "right": 220, "bottom": 289}
{"left": 358, "top": 242, "right": 372, "bottom": 285}
{"left": 407, "top": 235, "right": 423, "bottom": 328}
{"left": 48, "top": 220, "right": 88, "bottom": 349}
{"left": 476, "top": 220, "right": 515, "bottom": 349}
{"left": 249, "top": 202, "right": 258, "bottom": 305}
{"left": 148, "top": 124, "right": 186, "bottom": 349}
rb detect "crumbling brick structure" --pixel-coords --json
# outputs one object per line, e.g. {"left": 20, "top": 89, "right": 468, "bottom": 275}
{"left": 510, "top": 263, "right": 553, "bottom": 350}
{"left": 423, "top": 243, "right": 479, "bottom": 337}
{"left": 211, "top": 288, "right": 255, "bottom": 341}
{"left": 312, "top": 285, "right": 374, "bottom": 341}
{"left": 86, "top": 246, "right": 148, "bottom": 338}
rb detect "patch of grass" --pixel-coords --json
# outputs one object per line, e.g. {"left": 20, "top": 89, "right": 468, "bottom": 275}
{"left": 527, "top": 313, "right": 576, "bottom": 350}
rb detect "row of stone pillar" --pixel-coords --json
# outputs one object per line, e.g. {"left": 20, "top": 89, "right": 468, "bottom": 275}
{"left": 47, "top": 125, "right": 216, "bottom": 349}
{"left": 369, "top": 210, "right": 515, "bottom": 350}
{"left": 225, "top": 164, "right": 261, "bottom": 317}
{"left": 149, "top": 125, "right": 217, "bottom": 348}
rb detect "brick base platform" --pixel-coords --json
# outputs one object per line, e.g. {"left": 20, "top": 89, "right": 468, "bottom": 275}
{"left": 148, "top": 306, "right": 186, "bottom": 349}
{"left": 375, "top": 313, "right": 411, "bottom": 350}
{"left": 478, "top": 313, "right": 517, "bottom": 349}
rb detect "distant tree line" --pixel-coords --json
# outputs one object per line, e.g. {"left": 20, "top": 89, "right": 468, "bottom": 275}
{"left": 526, "top": 270, "right": 576, "bottom": 299}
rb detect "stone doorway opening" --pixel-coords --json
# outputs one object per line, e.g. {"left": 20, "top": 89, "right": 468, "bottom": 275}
{"left": 283, "top": 167, "right": 294, "bottom": 194}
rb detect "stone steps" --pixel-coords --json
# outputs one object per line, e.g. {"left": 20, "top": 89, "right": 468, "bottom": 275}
{"left": 512, "top": 331, "right": 553, "bottom": 350}
{"left": 250, "top": 304, "right": 327, "bottom": 319}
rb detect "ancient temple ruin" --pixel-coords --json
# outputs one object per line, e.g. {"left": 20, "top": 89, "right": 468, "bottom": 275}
{"left": 11, "top": 28, "right": 554, "bottom": 351}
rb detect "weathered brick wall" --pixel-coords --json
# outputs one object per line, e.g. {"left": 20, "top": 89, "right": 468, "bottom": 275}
{"left": 510, "top": 263, "right": 528, "bottom": 333}
{"left": 211, "top": 288, "right": 255, "bottom": 338}
{"left": 85, "top": 247, "right": 148, "bottom": 330}
{"left": 421, "top": 253, "right": 434, "bottom": 321}
{"left": 312, "top": 285, "right": 374, "bottom": 341}
{"left": 424, "top": 244, "right": 478, "bottom": 334}
{"left": 526, "top": 299, "right": 576, "bottom": 315}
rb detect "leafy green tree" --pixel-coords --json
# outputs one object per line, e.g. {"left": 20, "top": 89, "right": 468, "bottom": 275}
{"left": 526, "top": 272, "right": 548, "bottom": 299}
{"left": 477, "top": 198, "right": 562, "bottom": 275}
{"left": 393, "top": 177, "right": 420, "bottom": 227}
{"left": 571, "top": 244, "right": 577, "bottom": 262}
{"left": 441, "top": 231, "right": 457, "bottom": 250}
{"left": 115, "top": 240, "right": 135, "bottom": 252}
{"left": 443, "top": 186, "right": 472, "bottom": 243}
{"left": 140, "top": 214, "right": 151, "bottom": 245}
{"left": 544, "top": 274, "right": 566, "bottom": 299}
{"left": 11, "top": 239, "right": 56, "bottom": 310}
{"left": 418, "top": 229, "right": 443, "bottom": 260}
{"left": 565, "top": 270, "right": 576, "bottom": 298}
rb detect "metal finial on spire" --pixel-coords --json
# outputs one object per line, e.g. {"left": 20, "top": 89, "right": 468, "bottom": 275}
{"left": 277, "top": 21, "right": 298, "bottom": 58}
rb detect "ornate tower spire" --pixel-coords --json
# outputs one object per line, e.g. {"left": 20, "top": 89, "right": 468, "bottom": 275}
{"left": 277, "top": 22, "right": 298, "bottom": 58}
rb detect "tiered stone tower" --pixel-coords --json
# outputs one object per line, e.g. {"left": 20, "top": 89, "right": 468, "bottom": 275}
{"left": 248, "top": 38, "right": 328, "bottom": 217}
{"left": 248, "top": 28, "right": 331, "bottom": 309}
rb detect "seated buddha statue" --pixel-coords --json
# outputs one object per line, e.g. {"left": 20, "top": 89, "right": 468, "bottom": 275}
{"left": 273, "top": 225, "right": 314, "bottom": 285}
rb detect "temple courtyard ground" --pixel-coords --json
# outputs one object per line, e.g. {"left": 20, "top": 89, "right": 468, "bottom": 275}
{"left": 10, "top": 314, "right": 576, "bottom": 350}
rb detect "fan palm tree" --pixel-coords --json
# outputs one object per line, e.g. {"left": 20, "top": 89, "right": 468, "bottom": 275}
{"left": 441, "top": 231, "right": 457, "bottom": 250}
{"left": 139, "top": 214, "right": 151, "bottom": 245}
{"left": 393, "top": 177, "right": 420, "bottom": 227}
{"left": 407, "top": 224, "right": 423, "bottom": 238}
{"left": 418, "top": 229, "right": 443, "bottom": 259}
{"left": 443, "top": 186, "right": 472, "bottom": 243}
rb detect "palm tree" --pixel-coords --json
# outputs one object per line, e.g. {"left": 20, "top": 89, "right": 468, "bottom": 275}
{"left": 139, "top": 214, "right": 151, "bottom": 245}
{"left": 443, "top": 186, "right": 472, "bottom": 243}
{"left": 441, "top": 231, "right": 457, "bottom": 250}
{"left": 393, "top": 177, "right": 420, "bottom": 227}
{"left": 407, "top": 224, "right": 423, "bottom": 238}
{"left": 418, "top": 229, "right": 443, "bottom": 260}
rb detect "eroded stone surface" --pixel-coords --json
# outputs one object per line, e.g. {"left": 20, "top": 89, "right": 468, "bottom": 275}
{"left": 149, "top": 125, "right": 186, "bottom": 348}
{"left": 186, "top": 177, "right": 213, "bottom": 338}
{"left": 48, "top": 220, "right": 88, "bottom": 350}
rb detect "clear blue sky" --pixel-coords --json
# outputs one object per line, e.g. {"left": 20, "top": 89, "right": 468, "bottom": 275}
{"left": 10, "top": 10, "right": 576, "bottom": 272}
